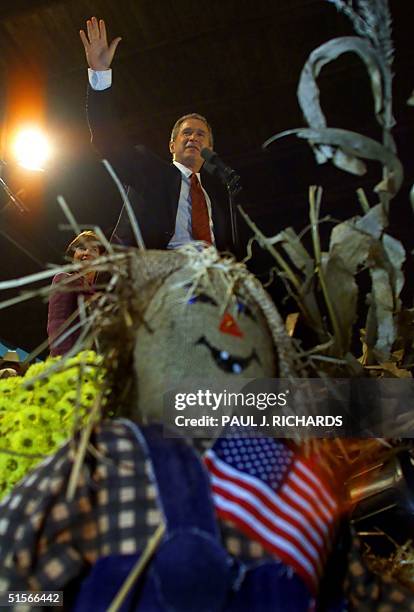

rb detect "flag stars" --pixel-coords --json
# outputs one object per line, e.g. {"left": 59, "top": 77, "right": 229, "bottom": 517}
{"left": 214, "top": 438, "right": 294, "bottom": 485}
{"left": 207, "top": 436, "right": 336, "bottom": 592}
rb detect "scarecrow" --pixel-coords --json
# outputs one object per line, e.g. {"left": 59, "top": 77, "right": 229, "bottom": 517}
{"left": 0, "top": 248, "right": 320, "bottom": 609}
{"left": 0, "top": 246, "right": 412, "bottom": 610}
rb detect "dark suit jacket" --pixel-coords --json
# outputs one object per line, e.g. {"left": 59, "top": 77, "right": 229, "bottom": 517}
{"left": 87, "top": 86, "right": 232, "bottom": 250}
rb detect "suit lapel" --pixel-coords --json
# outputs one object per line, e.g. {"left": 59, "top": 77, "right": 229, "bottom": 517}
{"left": 167, "top": 163, "right": 183, "bottom": 224}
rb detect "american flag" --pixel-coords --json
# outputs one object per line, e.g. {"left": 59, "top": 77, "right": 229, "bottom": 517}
{"left": 204, "top": 437, "right": 338, "bottom": 593}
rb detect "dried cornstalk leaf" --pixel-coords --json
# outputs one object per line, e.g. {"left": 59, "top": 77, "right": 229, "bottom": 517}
{"left": 344, "top": 352, "right": 365, "bottom": 375}
{"left": 382, "top": 234, "right": 405, "bottom": 304}
{"left": 57, "top": 195, "right": 81, "bottom": 236}
{"left": 0, "top": 252, "right": 127, "bottom": 293}
{"left": 327, "top": 1, "right": 394, "bottom": 65}
{"left": 259, "top": 225, "right": 327, "bottom": 339}
{"left": 376, "top": 361, "right": 412, "bottom": 378}
{"left": 362, "top": 230, "right": 405, "bottom": 361}
{"left": 285, "top": 312, "right": 299, "bottom": 337}
{"left": 297, "top": 37, "right": 385, "bottom": 130}
{"left": 264, "top": 127, "right": 403, "bottom": 195}
{"left": 356, "top": 188, "right": 371, "bottom": 213}
{"left": 273, "top": 228, "right": 324, "bottom": 328}
{"left": 355, "top": 203, "right": 388, "bottom": 237}
{"left": 363, "top": 539, "right": 414, "bottom": 591}
{"left": 329, "top": 220, "right": 372, "bottom": 270}
{"left": 410, "top": 184, "right": 414, "bottom": 213}
{"left": 325, "top": 203, "right": 403, "bottom": 360}
{"left": 319, "top": 205, "right": 388, "bottom": 355}
{"left": 323, "top": 257, "right": 359, "bottom": 354}
{"left": 368, "top": 265, "right": 395, "bottom": 360}
{"left": 102, "top": 159, "right": 146, "bottom": 250}
{"left": 269, "top": 228, "right": 314, "bottom": 278}
{"left": 304, "top": 0, "right": 396, "bottom": 150}
{"left": 294, "top": 31, "right": 396, "bottom": 179}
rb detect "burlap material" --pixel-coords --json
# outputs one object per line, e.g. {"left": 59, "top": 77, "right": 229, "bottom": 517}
{"left": 103, "top": 246, "right": 300, "bottom": 421}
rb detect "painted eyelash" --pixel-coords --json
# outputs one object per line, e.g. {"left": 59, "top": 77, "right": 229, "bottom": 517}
{"left": 185, "top": 285, "right": 255, "bottom": 319}
{"left": 188, "top": 293, "right": 218, "bottom": 306}
{"left": 237, "top": 300, "right": 256, "bottom": 321}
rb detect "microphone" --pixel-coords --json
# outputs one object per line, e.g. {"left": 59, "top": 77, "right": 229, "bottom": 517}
{"left": 201, "top": 149, "right": 242, "bottom": 253}
{"left": 200, "top": 148, "right": 241, "bottom": 195}
{"left": 201, "top": 148, "right": 235, "bottom": 178}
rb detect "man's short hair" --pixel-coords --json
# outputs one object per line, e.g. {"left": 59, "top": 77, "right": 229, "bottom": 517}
{"left": 170, "top": 113, "right": 214, "bottom": 148}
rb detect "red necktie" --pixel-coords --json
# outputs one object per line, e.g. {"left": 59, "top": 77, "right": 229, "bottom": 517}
{"left": 190, "top": 173, "right": 213, "bottom": 244}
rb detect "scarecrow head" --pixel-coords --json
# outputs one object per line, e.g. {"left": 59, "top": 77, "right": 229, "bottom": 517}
{"left": 104, "top": 247, "right": 298, "bottom": 421}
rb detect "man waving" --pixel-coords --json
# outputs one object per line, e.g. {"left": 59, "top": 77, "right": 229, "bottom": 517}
{"left": 80, "top": 17, "right": 231, "bottom": 250}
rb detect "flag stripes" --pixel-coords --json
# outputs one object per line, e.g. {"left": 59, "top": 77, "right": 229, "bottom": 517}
{"left": 204, "top": 439, "right": 337, "bottom": 593}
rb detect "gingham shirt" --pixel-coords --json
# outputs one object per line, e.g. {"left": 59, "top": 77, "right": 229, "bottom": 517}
{"left": 2, "top": 420, "right": 410, "bottom": 610}
{"left": 0, "top": 420, "right": 267, "bottom": 597}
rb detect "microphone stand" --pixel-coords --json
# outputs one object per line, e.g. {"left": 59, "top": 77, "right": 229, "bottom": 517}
{"left": 203, "top": 157, "right": 242, "bottom": 256}
{"left": 0, "top": 160, "right": 29, "bottom": 214}
{"left": 226, "top": 174, "right": 242, "bottom": 256}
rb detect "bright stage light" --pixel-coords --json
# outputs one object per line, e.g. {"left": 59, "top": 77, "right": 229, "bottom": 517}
{"left": 12, "top": 127, "right": 51, "bottom": 171}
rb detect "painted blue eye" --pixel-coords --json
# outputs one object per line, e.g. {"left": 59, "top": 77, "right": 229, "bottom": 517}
{"left": 236, "top": 300, "right": 256, "bottom": 321}
{"left": 188, "top": 293, "right": 217, "bottom": 306}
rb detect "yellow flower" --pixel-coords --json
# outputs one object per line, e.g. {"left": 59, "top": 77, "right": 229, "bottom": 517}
{"left": 0, "top": 397, "right": 11, "bottom": 412}
{"left": 0, "top": 350, "right": 108, "bottom": 500}
{"left": 13, "top": 391, "right": 35, "bottom": 408}
{"left": 38, "top": 407, "right": 59, "bottom": 428}
{"left": 33, "top": 387, "right": 51, "bottom": 407}
{"left": 1, "top": 412, "right": 24, "bottom": 433}
{"left": 47, "top": 431, "right": 69, "bottom": 450}
{"left": 69, "top": 350, "right": 101, "bottom": 367}
{"left": 19, "top": 407, "right": 43, "bottom": 428}
{"left": 0, "top": 452, "right": 33, "bottom": 483}
{"left": 81, "top": 382, "right": 98, "bottom": 405}
{"left": 9, "top": 427, "right": 47, "bottom": 453}
{"left": 57, "top": 367, "right": 81, "bottom": 388}
{"left": 0, "top": 377, "right": 21, "bottom": 395}
{"left": 45, "top": 381, "right": 63, "bottom": 399}
{"left": 68, "top": 351, "right": 103, "bottom": 384}
{"left": 25, "top": 361, "right": 48, "bottom": 379}
{"left": 55, "top": 392, "right": 78, "bottom": 421}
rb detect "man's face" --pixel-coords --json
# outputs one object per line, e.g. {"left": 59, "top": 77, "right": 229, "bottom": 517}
{"left": 169, "top": 118, "right": 212, "bottom": 171}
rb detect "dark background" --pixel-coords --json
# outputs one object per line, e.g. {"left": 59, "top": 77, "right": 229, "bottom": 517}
{"left": 0, "top": 0, "right": 413, "bottom": 354}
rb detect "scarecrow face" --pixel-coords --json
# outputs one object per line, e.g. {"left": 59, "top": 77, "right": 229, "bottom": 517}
{"left": 133, "top": 265, "right": 277, "bottom": 417}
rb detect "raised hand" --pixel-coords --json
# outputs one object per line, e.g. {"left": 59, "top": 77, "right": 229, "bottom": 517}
{"left": 79, "top": 17, "right": 121, "bottom": 71}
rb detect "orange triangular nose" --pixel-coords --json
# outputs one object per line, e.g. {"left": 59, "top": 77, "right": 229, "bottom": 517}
{"left": 219, "top": 312, "right": 244, "bottom": 338}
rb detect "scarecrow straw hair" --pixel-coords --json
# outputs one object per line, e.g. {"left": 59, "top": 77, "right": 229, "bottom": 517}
{"left": 127, "top": 244, "right": 301, "bottom": 378}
